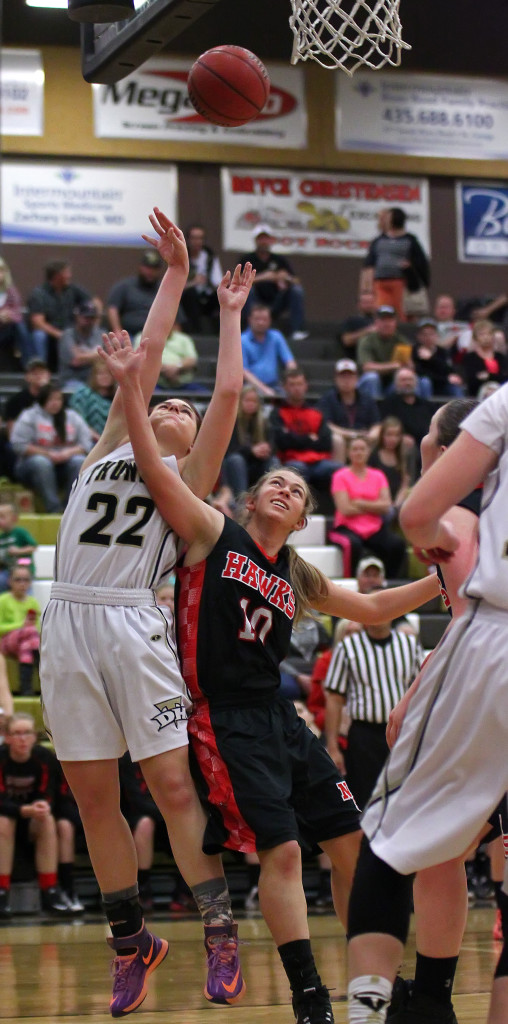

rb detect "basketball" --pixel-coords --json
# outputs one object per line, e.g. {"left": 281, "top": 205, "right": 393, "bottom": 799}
{"left": 187, "top": 45, "right": 270, "bottom": 128}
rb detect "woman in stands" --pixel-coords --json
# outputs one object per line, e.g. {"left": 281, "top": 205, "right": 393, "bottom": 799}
{"left": 98, "top": 327, "right": 439, "bottom": 1024}
{"left": 329, "top": 435, "right": 406, "bottom": 578}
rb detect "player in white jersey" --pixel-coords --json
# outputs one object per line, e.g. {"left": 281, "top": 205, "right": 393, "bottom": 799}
{"left": 346, "top": 382, "right": 508, "bottom": 1024}
{"left": 39, "top": 207, "right": 255, "bottom": 1016}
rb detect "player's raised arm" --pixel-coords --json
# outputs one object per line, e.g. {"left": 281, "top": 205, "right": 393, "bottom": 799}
{"left": 180, "top": 263, "right": 255, "bottom": 499}
{"left": 82, "top": 209, "right": 189, "bottom": 471}
{"left": 315, "top": 573, "right": 440, "bottom": 625}
{"left": 400, "top": 429, "right": 498, "bottom": 556}
{"left": 98, "top": 333, "right": 223, "bottom": 556}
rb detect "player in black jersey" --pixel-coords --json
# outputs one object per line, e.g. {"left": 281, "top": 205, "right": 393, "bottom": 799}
{"left": 99, "top": 330, "right": 440, "bottom": 1024}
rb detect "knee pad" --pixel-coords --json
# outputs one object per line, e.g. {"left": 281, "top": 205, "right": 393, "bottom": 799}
{"left": 348, "top": 835, "right": 413, "bottom": 944}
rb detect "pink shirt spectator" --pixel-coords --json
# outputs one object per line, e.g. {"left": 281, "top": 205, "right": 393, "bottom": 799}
{"left": 331, "top": 466, "right": 390, "bottom": 538}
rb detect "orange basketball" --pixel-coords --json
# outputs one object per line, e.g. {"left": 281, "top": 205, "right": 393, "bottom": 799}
{"left": 187, "top": 45, "right": 270, "bottom": 128}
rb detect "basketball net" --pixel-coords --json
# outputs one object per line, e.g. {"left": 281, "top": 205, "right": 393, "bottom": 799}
{"left": 289, "top": 0, "right": 410, "bottom": 75}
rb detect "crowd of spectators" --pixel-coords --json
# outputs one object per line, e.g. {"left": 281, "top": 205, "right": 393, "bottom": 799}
{"left": 2, "top": 216, "right": 504, "bottom": 920}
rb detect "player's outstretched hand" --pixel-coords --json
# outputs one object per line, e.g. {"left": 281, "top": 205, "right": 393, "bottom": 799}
{"left": 142, "top": 207, "right": 189, "bottom": 276}
{"left": 217, "top": 262, "right": 256, "bottom": 311}
{"left": 98, "top": 330, "right": 147, "bottom": 386}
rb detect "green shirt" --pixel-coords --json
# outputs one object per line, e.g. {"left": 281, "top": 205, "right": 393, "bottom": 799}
{"left": 0, "top": 592, "right": 40, "bottom": 636}
{"left": 357, "top": 330, "right": 408, "bottom": 373}
{"left": 134, "top": 329, "right": 198, "bottom": 386}
{"left": 0, "top": 526, "right": 37, "bottom": 575}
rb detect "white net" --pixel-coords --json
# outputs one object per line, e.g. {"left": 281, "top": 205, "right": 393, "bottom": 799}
{"left": 289, "top": 0, "right": 410, "bottom": 75}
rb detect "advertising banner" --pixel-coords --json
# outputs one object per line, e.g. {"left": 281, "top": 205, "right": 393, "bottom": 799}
{"left": 93, "top": 57, "right": 307, "bottom": 148}
{"left": 222, "top": 168, "right": 430, "bottom": 257}
{"left": 0, "top": 49, "right": 44, "bottom": 137}
{"left": 1, "top": 161, "right": 177, "bottom": 246}
{"left": 457, "top": 182, "right": 508, "bottom": 263}
{"left": 337, "top": 72, "right": 508, "bottom": 160}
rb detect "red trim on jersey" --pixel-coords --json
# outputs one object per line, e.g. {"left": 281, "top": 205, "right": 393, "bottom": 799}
{"left": 188, "top": 707, "right": 257, "bottom": 853}
{"left": 177, "top": 560, "right": 257, "bottom": 853}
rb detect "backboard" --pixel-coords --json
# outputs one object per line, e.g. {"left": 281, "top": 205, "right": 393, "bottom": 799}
{"left": 80, "top": 0, "right": 221, "bottom": 84}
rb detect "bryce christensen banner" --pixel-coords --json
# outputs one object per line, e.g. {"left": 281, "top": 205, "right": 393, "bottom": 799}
{"left": 221, "top": 169, "right": 430, "bottom": 256}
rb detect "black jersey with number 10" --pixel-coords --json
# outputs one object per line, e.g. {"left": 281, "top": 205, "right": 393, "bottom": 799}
{"left": 176, "top": 517, "right": 295, "bottom": 707}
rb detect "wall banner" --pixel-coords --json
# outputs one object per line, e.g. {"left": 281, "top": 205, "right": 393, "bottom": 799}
{"left": 93, "top": 57, "right": 307, "bottom": 149}
{"left": 457, "top": 182, "right": 508, "bottom": 263}
{"left": 221, "top": 169, "right": 430, "bottom": 257}
{"left": 1, "top": 161, "right": 177, "bottom": 246}
{"left": 0, "top": 49, "right": 44, "bottom": 137}
{"left": 337, "top": 72, "right": 508, "bottom": 161}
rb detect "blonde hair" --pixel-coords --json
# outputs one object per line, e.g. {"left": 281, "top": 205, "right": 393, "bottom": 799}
{"left": 236, "top": 470, "right": 329, "bottom": 625}
{"left": 236, "top": 385, "right": 267, "bottom": 447}
{"left": 472, "top": 318, "right": 494, "bottom": 342}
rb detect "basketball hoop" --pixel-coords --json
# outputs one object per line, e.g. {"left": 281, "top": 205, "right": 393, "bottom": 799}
{"left": 289, "top": 0, "right": 410, "bottom": 75}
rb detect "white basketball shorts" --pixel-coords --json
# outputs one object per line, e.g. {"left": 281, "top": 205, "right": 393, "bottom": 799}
{"left": 362, "top": 601, "right": 508, "bottom": 874}
{"left": 40, "top": 584, "right": 191, "bottom": 762}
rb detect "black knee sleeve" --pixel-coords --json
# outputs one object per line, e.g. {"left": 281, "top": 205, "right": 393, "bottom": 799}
{"left": 348, "top": 835, "right": 413, "bottom": 944}
{"left": 495, "top": 939, "right": 508, "bottom": 979}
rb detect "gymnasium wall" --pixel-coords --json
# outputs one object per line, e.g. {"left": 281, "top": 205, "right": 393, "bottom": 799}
{"left": 3, "top": 47, "right": 508, "bottom": 322}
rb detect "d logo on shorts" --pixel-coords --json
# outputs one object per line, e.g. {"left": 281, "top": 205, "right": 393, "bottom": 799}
{"left": 151, "top": 697, "right": 188, "bottom": 731}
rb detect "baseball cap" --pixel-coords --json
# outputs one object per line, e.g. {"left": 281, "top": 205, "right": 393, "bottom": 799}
{"left": 76, "top": 300, "right": 98, "bottom": 318}
{"left": 140, "top": 249, "right": 163, "bottom": 268}
{"left": 356, "top": 556, "right": 385, "bottom": 577}
{"left": 25, "top": 357, "right": 48, "bottom": 371}
{"left": 417, "top": 316, "right": 437, "bottom": 329}
{"left": 253, "top": 223, "right": 274, "bottom": 239}
{"left": 335, "top": 359, "right": 357, "bottom": 374}
{"left": 376, "top": 305, "right": 397, "bottom": 317}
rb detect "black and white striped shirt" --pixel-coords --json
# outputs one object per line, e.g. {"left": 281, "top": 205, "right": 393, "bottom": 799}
{"left": 324, "top": 629, "right": 424, "bottom": 724}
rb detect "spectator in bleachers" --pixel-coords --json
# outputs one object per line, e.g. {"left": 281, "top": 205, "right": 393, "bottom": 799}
{"left": 270, "top": 368, "right": 342, "bottom": 491}
{"left": 328, "top": 436, "right": 406, "bottom": 579}
{"left": 336, "top": 289, "right": 377, "bottom": 361}
{"left": 368, "top": 417, "right": 411, "bottom": 523}
{"left": 26, "top": 260, "right": 92, "bottom": 373}
{"left": 462, "top": 319, "right": 508, "bottom": 397}
{"left": 55, "top": 769, "right": 85, "bottom": 913}
{"left": 0, "top": 257, "right": 32, "bottom": 370}
{"left": 221, "top": 385, "right": 276, "bottom": 498}
{"left": 0, "top": 712, "right": 75, "bottom": 919}
{"left": 0, "top": 565, "right": 40, "bottom": 695}
{"left": 58, "top": 300, "right": 102, "bottom": 390}
{"left": 411, "top": 317, "right": 464, "bottom": 397}
{"left": 0, "top": 502, "right": 37, "bottom": 593}
{"left": 179, "top": 224, "right": 222, "bottom": 333}
{"left": 361, "top": 207, "right": 430, "bottom": 321}
{"left": 357, "top": 305, "right": 413, "bottom": 400}
{"left": 241, "top": 305, "right": 296, "bottom": 397}
{"left": 240, "top": 225, "right": 308, "bottom": 341}
{"left": 134, "top": 322, "right": 201, "bottom": 392}
{"left": 106, "top": 249, "right": 164, "bottom": 337}
{"left": 318, "top": 359, "right": 380, "bottom": 463}
{"left": 433, "top": 294, "right": 468, "bottom": 351}
{"left": 4, "top": 358, "right": 51, "bottom": 435}
{"left": 11, "top": 383, "right": 92, "bottom": 513}
{"left": 69, "top": 362, "right": 116, "bottom": 443}
{"left": 380, "top": 367, "right": 434, "bottom": 480}
{"left": 279, "top": 614, "right": 330, "bottom": 700}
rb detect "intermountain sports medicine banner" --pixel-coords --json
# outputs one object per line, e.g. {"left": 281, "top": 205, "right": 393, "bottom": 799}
{"left": 93, "top": 57, "right": 307, "bottom": 149}
{"left": 457, "top": 181, "right": 508, "bottom": 263}
{"left": 222, "top": 168, "right": 430, "bottom": 257}
{"left": 337, "top": 72, "right": 508, "bottom": 161}
{"left": 1, "top": 162, "right": 177, "bottom": 246}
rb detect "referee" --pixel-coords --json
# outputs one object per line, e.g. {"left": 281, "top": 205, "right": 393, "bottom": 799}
{"left": 324, "top": 607, "right": 423, "bottom": 810}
